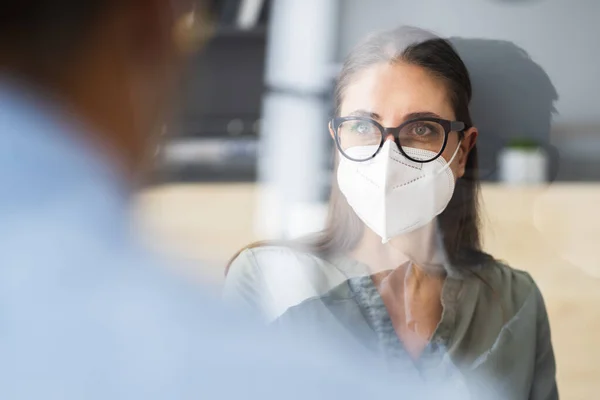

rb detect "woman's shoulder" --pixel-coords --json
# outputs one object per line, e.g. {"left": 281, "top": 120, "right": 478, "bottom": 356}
{"left": 473, "top": 260, "right": 545, "bottom": 317}
{"left": 224, "top": 245, "right": 351, "bottom": 321}
{"left": 227, "top": 245, "right": 333, "bottom": 276}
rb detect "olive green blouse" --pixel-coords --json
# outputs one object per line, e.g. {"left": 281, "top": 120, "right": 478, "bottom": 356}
{"left": 223, "top": 246, "right": 558, "bottom": 400}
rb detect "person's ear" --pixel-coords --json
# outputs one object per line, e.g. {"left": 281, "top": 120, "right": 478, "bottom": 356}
{"left": 456, "top": 126, "right": 478, "bottom": 178}
{"left": 329, "top": 121, "right": 335, "bottom": 139}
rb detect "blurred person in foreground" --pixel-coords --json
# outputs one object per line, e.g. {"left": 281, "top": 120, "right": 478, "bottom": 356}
{"left": 0, "top": 2, "right": 446, "bottom": 399}
{"left": 225, "top": 26, "right": 558, "bottom": 400}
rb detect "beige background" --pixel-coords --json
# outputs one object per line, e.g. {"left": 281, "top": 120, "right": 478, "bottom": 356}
{"left": 137, "top": 183, "right": 600, "bottom": 399}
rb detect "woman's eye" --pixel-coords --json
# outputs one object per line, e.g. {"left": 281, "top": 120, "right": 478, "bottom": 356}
{"left": 413, "top": 124, "right": 431, "bottom": 136}
{"left": 353, "top": 123, "right": 372, "bottom": 134}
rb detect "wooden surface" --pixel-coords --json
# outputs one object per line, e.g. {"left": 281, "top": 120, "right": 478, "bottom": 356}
{"left": 137, "top": 183, "right": 600, "bottom": 399}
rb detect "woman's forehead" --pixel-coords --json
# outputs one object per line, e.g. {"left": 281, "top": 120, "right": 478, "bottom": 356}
{"left": 340, "top": 62, "right": 455, "bottom": 124}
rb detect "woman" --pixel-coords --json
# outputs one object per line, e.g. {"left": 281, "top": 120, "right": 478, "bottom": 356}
{"left": 223, "top": 26, "right": 557, "bottom": 399}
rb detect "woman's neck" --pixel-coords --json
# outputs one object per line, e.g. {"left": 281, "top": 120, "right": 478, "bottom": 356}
{"left": 350, "top": 231, "right": 410, "bottom": 275}
{"left": 350, "top": 220, "right": 447, "bottom": 276}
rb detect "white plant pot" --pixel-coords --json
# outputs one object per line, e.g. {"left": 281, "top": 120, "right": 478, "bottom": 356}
{"left": 498, "top": 148, "right": 548, "bottom": 185}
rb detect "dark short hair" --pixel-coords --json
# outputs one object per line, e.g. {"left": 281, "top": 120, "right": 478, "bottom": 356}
{"left": 0, "top": 1, "right": 112, "bottom": 73}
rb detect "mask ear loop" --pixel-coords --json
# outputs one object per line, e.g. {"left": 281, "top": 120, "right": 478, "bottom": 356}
{"left": 437, "top": 140, "right": 463, "bottom": 174}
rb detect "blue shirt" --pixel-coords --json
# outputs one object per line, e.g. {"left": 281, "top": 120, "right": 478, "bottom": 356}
{"left": 0, "top": 79, "right": 444, "bottom": 400}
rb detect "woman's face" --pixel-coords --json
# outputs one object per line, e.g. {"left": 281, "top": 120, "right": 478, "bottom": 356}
{"left": 336, "top": 62, "right": 477, "bottom": 179}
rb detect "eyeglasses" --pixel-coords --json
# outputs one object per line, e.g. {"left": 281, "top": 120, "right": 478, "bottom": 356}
{"left": 330, "top": 116, "right": 467, "bottom": 163}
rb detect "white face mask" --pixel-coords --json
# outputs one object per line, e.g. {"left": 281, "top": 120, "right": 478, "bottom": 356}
{"left": 337, "top": 140, "right": 461, "bottom": 243}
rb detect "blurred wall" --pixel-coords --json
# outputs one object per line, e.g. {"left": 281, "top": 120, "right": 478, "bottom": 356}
{"left": 336, "top": 0, "right": 600, "bottom": 180}
{"left": 338, "top": 0, "right": 598, "bottom": 123}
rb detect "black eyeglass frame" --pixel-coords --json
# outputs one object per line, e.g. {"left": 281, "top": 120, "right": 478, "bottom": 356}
{"left": 330, "top": 116, "right": 468, "bottom": 163}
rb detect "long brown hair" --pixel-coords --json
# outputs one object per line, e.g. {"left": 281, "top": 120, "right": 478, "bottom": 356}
{"left": 226, "top": 26, "right": 493, "bottom": 275}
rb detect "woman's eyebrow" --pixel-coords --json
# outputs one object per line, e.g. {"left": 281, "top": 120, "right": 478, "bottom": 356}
{"left": 347, "top": 109, "right": 382, "bottom": 120}
{"left": 403, "top": 111, "right": 444, "bottom": 121}
{"left": 346, "top": 110, "right": 445, "bottom": 122}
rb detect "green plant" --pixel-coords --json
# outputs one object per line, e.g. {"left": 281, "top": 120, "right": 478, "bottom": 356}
{"left": 506, "top": 137, "right": 541, "bottom": 150}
